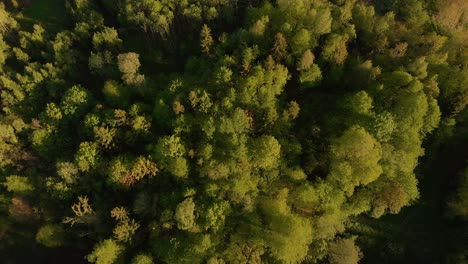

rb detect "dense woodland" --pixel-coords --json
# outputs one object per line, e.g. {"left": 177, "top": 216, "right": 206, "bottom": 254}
{"left": 0, "top": 0, "right": 467, "bottom": 263}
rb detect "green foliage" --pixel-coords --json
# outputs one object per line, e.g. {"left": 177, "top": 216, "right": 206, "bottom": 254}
{"left": 111, "top": 207, "right": 140, "bottom": 242}
{"left": 175, "top": 198, "right": 196, "bottom": 231}
{"left": 272, "top": 32, "right": 288, "bottom": 62}
{"left": 154, "top": 135, "right": 188, "bottom": 178}
{"left": 56, "top": 161, "right": 79, "bottom": 184}
{"left": 321, "top": 34, "right": 349, "bottom": 65}
{"left": 61, "top": 85, "right": 91, "bottom": 118}
{"left": 250, "top": 16, "right": 269, "bottom": 37}
{"left": 63, "top": 196, "right": 96, "bottom": 226}
{"left": 102, "top": 80, "right": 131, "bottom": 107}
{"left": 285, "top": 167, "right": 307, "bottom": 181}
{"left": 94, "top": 126, "right": 116, "bottom": 149}
{"left": 0, "top": 3, "right": 18, "bottom": 33}
{"left": 3, "top": 176, "right": 34, "bottom": 193}
{"left": 0, "top": 35, "right": 10, "bottom": 66}
{"left": 260, "top": 190, "right": 313, "bottom": 263}
{"left": 297, "top": 50, "right": 314, "bottom": 71}
{"left": 222, "top": 238, "right": 264, "bottom": 264}
{"left": 328, "top": 238, "right": 362, "bottom": 264}
{"left": 118, "top": 52, "right": 140, "bottom": 75}
{"left": 328, "top": 126, "right": 382, "bottom": 195}
{"left": 346, "top": 91, "right": 373, "bottom": 115}
{"left": 75, "top": 142, "right": 100, "bottom": 172}
{"left": 299, "top": 64, "right": 322, "bottom": 87}
{"left": 36, "top": 224, "right": 65, "bottom": 248}
{"left": 204, "top": 200, "right": 230, "bottom": 232}
{"left": 250, "top": 135, "right": 281, "bottom": 170}
{"left": 118, "top": 52, "right": 144, "bottom": 85}
{"left": 92, "top": 27, "right": 122, "bottom": 51}
{"left": 371, "top": 111, "right": 396, "bottom": 142}
{"left": 200, "top": 24, "right": 213, "bottom": 55}
{"left": 189, "top": 90, "right": 213, "bottom": 113}
{"left": 122, "top": 0, "right": 175, "bottom": 35}
{"left": 0, "top": 1, "right": 466, "bottom": 263}
{"left": 131, "top": 254, "right": 154, "bottom": 264}
{"left": 107, "top": 155, "right": 132, "bottom": 185}
{"left": 86, "top": 239, "right": 123, "bottom": 264}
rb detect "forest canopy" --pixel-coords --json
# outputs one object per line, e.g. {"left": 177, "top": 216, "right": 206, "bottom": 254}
{"left": 0, "top": 0, "right": 467, "bottom": 263}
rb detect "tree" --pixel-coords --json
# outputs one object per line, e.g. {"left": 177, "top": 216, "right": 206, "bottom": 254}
{"left": 3, "top": 175, "right": 34, "bottom": 193}
{"left": 370, "top": 179, "right": 416, "bottom": 218}
{"left": 434, "top": 0, "right": 468, "bottom": 32}
{"left": 272, "top": 32, "right": 287, "bottom": 61}
{"left": 108, "top": 155, "right": 133, "bottom": 186}
{"left": 291, "top": 183, "right": 319, "bottom": 211}
{"left": 189, "top": 90, "right": 213, "bottom": 113}
{"left": 86, "top": 239, "right": 123, "bottom": 264}
{"left": 42, "top": 103, "right": 63, "bottom": 127}
{"left": 63, "top": 196, "right": 95, "bottom": 226}
{"left": 36, "top": 224, "right": 65, "bottom": 248}
{"left": 394, "top": 0, "right": 429, "bottom": 29}
{"left": 241, "top": 47, "right": 256, "bottom": 72}
{"left": 117, "top": 52, "right": 145, "bottom": 85}
{"left": 0, "top": 3, "right": 18, "bottom": 33}
{"left": 75, "top": 142, "right": 100, "bottom": 172}
{"left": 250, "top": 16, "right": 269, "bottom": 37}
{"left": 291, "top": 29, "right": 311, "bottom": 56}
{"left": 131, "top": 254, "right": 154, "bottom": 264}
{"left": 175, "top": 198, "right": 196, "bottom": 231}
{"left": 153, "top": 135, "right": 188, "bottom": 178}
{"left": 321, "top": 34, "right": 349, "bottom": 65}
{"left": 122, "top": 0, "right": 175, "bottom": 35}
{"left": 111, "top": 207, "right": 140, "bottom": 242}
{"left": 0, "top": 1, "right": 466, "bottom": 262}
{"left": 260, "top": 190, "right": 313, "bottom": 263}
{"left": 102, "top": 80, "right": 131, "bottom": 107}
{"left": 299, "top": 64, "right": 322, "bottom": 87}
{"left": 203, "top": 200, "right": 230, "bottom": 232}
{"left": 297, "top": 50, "right": 314, "bottom": 71}
{"left": 328, "top": 238, "right": 362, "bottom": 264}
{"left": 61, "top": 85, "right": 91, "bottom": 118}
{"left": 92, "top": 27, "right": 122, "bottom": 51}
{"left": 89, "top": 51, "right": 116, "bottom": 77}
{"left": 56, "top": 161, "right": 79, "bottom": 184}
{"left": 0, "top": 35, "right": 10, "bottom": 67}
{"left": 94, "top": 126, "right": 116, "bottom": 149}
{"left": 121, "top": 157, "right": 158, "bottom": 186}
{"left": 328, "top": 126, "right": 382, "bottom": 195}
{"left": 346, "top": 90, "right": 373, "bottom": 115}
{"left": 250, "top": 135, "right": 281, "bottom": 170}
{"left": 223, "top": 238, "right": 265, "bottom": 264}
{"left": 200, "top": 24, "right": 214, "bottom": 55}
{"left": 371, "top": 111, "right": 396, "bottom": 142}
{"left": 118, "top": 52, "right": 140, "bottom": 75}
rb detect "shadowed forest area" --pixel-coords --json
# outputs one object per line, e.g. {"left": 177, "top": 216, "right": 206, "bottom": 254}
{"left": 0, "top": 0, "right": 466, "bottom": 263}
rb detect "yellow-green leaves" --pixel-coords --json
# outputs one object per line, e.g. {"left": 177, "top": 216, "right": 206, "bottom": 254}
{"left": 3, "top": 175, "right": 34, "bottom": 193}
{"left": 175, "top": 197, "right": 196, "bottom": 231}
{"left": 260, "top": 190, "right": 313, "bottom": 263}
{"left": 250, "top": 135, "right": 281, "bottom": 170}
{"left": 87, "top": 239, "right": 123, "bottom": 264}
{"left": 328, "top": 238, "right": 362, "bottom": 264}
{"left": 328, "top": 126, "right": 382, "bottom": 195}
{"left": 36, "top": 224, "right": 65, "bottom": 248}
{"left": 200, "top": 24, "right": 214, "bottom": 56}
